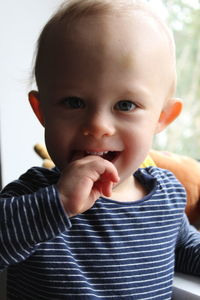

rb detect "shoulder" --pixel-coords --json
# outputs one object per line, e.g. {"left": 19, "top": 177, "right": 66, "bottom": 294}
{"left": 137, "top": 167, "right": 187, "bottom": 203}
{"left": 19, "top": 166, "right": 60, "bottom": 183}
{"left": 1, "top": 167, "right": 60, "bottom": 197}
{"left": 141, "top": 166, "right": 184, "bottom": 187}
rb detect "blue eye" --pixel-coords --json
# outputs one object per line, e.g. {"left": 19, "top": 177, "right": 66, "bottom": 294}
{"left": 115, "top": 100, "right": 136, "bottom": 112}
{"left": 62, "top": 97, "right": 85, "bottom": 109}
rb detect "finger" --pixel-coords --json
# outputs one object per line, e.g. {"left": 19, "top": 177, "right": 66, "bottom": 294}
{"left": 101, "top": 168, "right": 120, "bottom": 184}
{"left": 101, "top": 181, "right": 114, "bottom": 197}
{"left": 94, "top": 178, "right": 115, "bottom": 197}
{"left": 72, "top": 155, "right": 120, "bottom": 183}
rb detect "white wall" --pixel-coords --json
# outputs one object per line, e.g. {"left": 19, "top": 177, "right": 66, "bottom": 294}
{"left": 0, "top": 0, "right": 63, "bottom": 187}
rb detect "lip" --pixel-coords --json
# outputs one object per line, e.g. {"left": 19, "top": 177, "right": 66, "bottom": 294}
{"left": 69, "top": 149, "right": 121, "bottom": 163}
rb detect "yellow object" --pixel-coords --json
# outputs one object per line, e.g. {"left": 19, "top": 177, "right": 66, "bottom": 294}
{"left": 34, "top": 144, "right": 55, "bottom": 169}
{"left": 140, "top": 155, "right": 156, "bottom": 168}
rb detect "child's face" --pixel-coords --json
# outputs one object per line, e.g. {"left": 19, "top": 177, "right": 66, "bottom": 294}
{"left": 31, "top": 12, "right": 177, "bottom": 184}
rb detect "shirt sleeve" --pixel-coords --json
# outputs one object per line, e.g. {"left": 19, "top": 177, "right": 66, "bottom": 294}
{"left": 0, "top": 182, "right": 71, "bottom": 271}
{"left": 175, "top": 213, "right": 200, "bottom": 275}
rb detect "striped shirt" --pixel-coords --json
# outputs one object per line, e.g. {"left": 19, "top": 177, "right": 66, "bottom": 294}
{"left": 0, "top": 166, "right": 200, "bottom": 299}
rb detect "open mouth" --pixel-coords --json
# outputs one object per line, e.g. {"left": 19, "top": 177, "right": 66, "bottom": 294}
{"left": 85, "top": 151, "right": 119, "bottom": 162}
{"left": 70, "top": 150, "right": 120, "bottom": 163}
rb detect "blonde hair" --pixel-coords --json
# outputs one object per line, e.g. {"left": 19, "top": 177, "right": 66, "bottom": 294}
{"left": 34, "top": 0, "right": 176, "bottom": 94}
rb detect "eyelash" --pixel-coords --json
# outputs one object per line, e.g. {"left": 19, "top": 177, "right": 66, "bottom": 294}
{"left": 62, "top": 97, "right": 85, "bottom": 109}
{"left": 114, "top": 100, "right": 136, "bottom": 112}
{"left": 62, "top": 97, "right": 137, "bottom": 112}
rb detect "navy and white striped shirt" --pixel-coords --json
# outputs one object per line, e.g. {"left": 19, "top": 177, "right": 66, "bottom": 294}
{"left": 0, "top": 166, "right": 200, "bottom": 299}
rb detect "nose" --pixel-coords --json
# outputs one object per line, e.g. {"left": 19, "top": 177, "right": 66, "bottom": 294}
{"left": 82, "top": 111, "right": 116, "bottom": 139}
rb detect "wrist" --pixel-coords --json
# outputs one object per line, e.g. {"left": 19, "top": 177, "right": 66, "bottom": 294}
{"left": 57, "top": 190, "right": 74, "bottom": 218}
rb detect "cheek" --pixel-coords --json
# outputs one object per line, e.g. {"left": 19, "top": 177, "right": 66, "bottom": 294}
{"left": 118, "top": 125, "right": 156, "bottom": 171}
{"left": 125, "top": 136, "right": 152, "bottom": 163}
{"left": 44, "top": 122, "right": 73, "bottom": 167}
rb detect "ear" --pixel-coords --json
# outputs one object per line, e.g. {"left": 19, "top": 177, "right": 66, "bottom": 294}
{"left": 28, "top": 91, "right": 45, "bottom": 126}
{"left": 155, "top": 98, "right": 183, "bottom": 133}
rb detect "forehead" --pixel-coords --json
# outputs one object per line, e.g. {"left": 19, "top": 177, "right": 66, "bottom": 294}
{"left": 45, "top": 10, "right": 171, "bottom": 53}
{"left": 36, "top": 11, "right": 174, "bottom": 94}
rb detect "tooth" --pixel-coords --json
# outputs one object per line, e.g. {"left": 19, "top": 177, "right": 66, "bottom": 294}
{"left": 86, "top": 151, "right": 108, "bottom": 156}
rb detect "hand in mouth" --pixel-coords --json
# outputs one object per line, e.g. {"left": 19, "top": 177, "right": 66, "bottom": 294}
{"left": 70, "top": 150, "right": 120, "bottom": 163}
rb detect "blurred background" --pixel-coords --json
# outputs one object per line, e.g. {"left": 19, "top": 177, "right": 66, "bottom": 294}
{"left": 0, "top": 0, "right": 63, "bottom": 187}
{"left": 151, "top": 0, "right": 200, "bottom": 158}
{"left": 0, "top": 0, "right": 200, "bottom": 187}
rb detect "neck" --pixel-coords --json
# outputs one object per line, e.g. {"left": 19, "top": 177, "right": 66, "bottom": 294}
{"left": 110, "top": 173, "right": 147, "bottom": 202}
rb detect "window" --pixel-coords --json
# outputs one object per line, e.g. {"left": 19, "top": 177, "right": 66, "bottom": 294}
{"left": 151, "top": 0, "right": 200, "bottom": 159}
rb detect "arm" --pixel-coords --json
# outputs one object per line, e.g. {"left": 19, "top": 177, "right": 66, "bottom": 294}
{"left": 175, "top": 213, "right": 200, "bottom": 275}
{"left": 0, "top": 156, "right": 119, "bottom": 270}
{"left": 0, "top": 168, "right": 70, "bottom": 271}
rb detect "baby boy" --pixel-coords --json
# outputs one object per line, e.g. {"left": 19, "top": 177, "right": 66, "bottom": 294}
{"left": 0, "top": 0, "right": 200, "bottom": 299}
